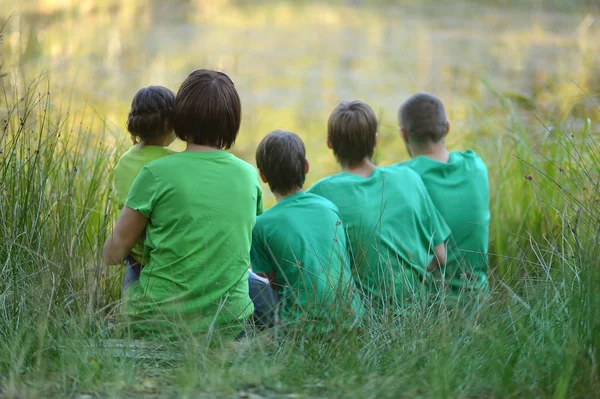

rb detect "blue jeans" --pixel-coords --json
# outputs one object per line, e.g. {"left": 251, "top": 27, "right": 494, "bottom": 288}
{"left": 247, "top": 271, "right": 279, "bottom": 329}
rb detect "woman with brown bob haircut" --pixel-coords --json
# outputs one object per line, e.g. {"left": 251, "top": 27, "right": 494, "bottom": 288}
{"left": 103, "top": 69, "right": 264, "bottom": 340}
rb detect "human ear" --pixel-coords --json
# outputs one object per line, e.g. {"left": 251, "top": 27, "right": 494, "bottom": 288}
{"left": 445, "top": 121, "right": 451, "bottom": 137}
{"left": 304, "top": 158, "right": 310, "bottom": 174}
{"left": 400, "top": 127, "right": 409, "bottom": 143}
{"left": 327, "top": 137, "right": 333, "bottom": 149}
{"left": 375, "top": 133, "right": 379, "bottom": 146}
{"left": 258, "top": 169, "right": 268, "bottom": 184}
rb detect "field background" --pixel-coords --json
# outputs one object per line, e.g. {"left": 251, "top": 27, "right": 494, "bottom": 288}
{"left": 0, "top": 0, "right": 599, "bottom": 398}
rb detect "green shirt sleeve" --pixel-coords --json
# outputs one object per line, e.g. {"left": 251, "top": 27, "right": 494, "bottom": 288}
{"left": 420, "top": 184, "right": 451, "bottom": 246}
{"left": 256, "top": 185, "right": 264, "bottom": 216}
{"left": 113, "top": 162, "right": 128, "bottom": 210}
{"left": 125, "top": 165, "right": 158, "bottom": 218}
{"left": 250, "top": 226, "right": 273, "bottom": 274}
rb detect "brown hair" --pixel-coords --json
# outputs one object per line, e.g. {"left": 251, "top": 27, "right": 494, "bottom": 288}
{"left": 126, "top": 86, "right": 175, "bottom": 143}
{"left": 173, "top": 69, "right": 241, "bottom": 149}
{"left": 256, "top": 130, "right": 306, "bottom": 195}
{"left": 327, "top": 100, "right": 378, "bottom": 168}
{"left": 399, "top": 92, "right": 448, "bottom": 144}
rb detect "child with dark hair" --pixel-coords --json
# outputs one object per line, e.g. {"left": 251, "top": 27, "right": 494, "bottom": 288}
{"left": 308, "top": 100, "right": 450, "bottom": 308}
{"left": 104, "top": 70, "right": 263, "bottom": 339}
{"left": 251, "top": 130, "right": 362, "bottom": 331}
{"left": 397, "top": 92, "right": 490, "bottom": 300}
{"left": 114, "top": 86, "right": 177, "bottom": 291}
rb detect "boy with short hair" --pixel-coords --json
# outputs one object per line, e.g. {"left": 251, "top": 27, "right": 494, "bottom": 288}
{"left": 251, "top": 130, "right": 362, "bottom": 330}
{"left": 396, "top": 92, "right": 490, "bottom": 297}
{"left": 308, "top": 100, "right": 450, "bottom": 308}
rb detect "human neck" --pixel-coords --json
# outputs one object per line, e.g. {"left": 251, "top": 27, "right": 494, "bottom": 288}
{"left": 274, "top": 187, "right": 303, "bottom": 203}
{"left": 185, "top": 143, "right": 220, "bottom": 152}
{"left": 139, "top": 135, "right": 169, "bottom": 147}
{"left": 342, "top": 158, "right": 377, "bottom": 178}
{"left": 410, "top": 142, "right": 450, "bottom": 163}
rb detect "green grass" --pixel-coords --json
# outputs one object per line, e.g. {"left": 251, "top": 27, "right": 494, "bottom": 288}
{"left": 1, "top": 65, "right": 599, "bottom": 397}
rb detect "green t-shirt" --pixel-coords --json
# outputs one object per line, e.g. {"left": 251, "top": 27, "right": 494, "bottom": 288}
{"left": 251, "top": 192, "right": 362, "bottom": 332}
{"left": 399, "top": 150, "right": 490, "bottom": 292}
{"left": 250, "top": 192, "right": 362, "bottom": 330}
{"left": 307, "top": 167, "right": 450, "bottom": 307}
{"left": 113, "top": 145, "right": 175, "bottom": 264}
{"left": 124, "top": 151, "right": 263, "bottom": 339}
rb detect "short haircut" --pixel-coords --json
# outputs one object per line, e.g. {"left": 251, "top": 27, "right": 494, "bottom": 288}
{"left": 327, "top": 100, "right": 378, "bottom": 168}
{"left": 126, "top": 86, "right": 175, "bottom": 141}
{"left": 173, "top": 69, "right": 241, "bottom": 149}
{"left": 399, "top": 92, "right": 448, "bottom": 144}
{"left": 256, "top": 130, "right": 306, "bottom": 195}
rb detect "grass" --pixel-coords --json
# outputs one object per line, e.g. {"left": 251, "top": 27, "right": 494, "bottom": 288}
{"left": 1, "top": 55, "right": 600, "bottom": 399}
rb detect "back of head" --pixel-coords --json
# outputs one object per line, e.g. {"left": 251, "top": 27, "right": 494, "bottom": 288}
{"left": 328, "top": 100, "right": 378, "bottom": 168}
{"left": 399, "top": 92, "right": 448, "bottom": 145}
{"left": 256, "top": 130, "right": 306, "bottom": 195}
{"left": 174, "top": 69, "right": 241, "bottom": 149}
{"left": 126, "top": 86, "right": 176, "bottom": 142}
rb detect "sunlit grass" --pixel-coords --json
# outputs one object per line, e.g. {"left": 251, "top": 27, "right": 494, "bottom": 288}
{"left": 0, "top": 67, "right": 598, "bottom": 397}
{"left": 1, "top": 3, "right": 600, "bottom": 392}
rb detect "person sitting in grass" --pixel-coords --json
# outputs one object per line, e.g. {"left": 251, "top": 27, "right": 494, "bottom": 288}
{"left": 251, "top": 130, "right": 362, "bottom": 331}
{"left": 307, "top": 100, "right": 450, "bottom": 310}
{"left": 113, "top": 86, "right": 177, "bottom": 293}
{"left": 103, "top": 69, "right": 262, "bottom": 340}
{"left": 396, "top": 92, "right": 490, "bottom": 300}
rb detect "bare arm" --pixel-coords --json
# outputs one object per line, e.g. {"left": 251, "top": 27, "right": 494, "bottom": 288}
{"left": 427, "top": 242, "right": 447, "bottom": 272}
{"left": 103, "top": 206, "right": 149, "bottom": 265}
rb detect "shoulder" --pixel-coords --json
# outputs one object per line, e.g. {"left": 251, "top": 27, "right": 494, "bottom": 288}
{"left": 455, "top": 150, "right": 488, "bottom": 172}
{"left": 379, "top": 166, "right": 428, "bottom": 196}
{"left": 228, "top": 154, "right": 260, "bottom": 178}
{"left": 114, "top": 146, "right": 136, "bottom": 171}
{"left": 455, "top": 149, "right": 484, "bottom": 163}
{"left": 307, "top": 173, "right": 344, "bottom": 194}
{"left": 139, "top": 151, "right": 175, "bottom": 170}
{"left": 304, "top": 192, "right": 340, "bottom": 212}
{"left": 380, "top": 164, "right": 422, "bottom": 181}
{"left": 253, "top": 203, "right": 283, "bottom": 237}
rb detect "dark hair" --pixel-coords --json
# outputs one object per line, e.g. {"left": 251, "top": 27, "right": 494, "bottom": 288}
{"left": 173, "top": 69, "right": 241, "bottom": 149}
{"left": 126, "top": 86, "right": 175, "bottom": 142}
{"left": 399, "top": 92, "right": 448, "bottom": 144}
{"left": 256, "top": 130, "right": 306, "bottom": 195}
{"left": 327, "top": 100, "right": 378, "bottom": 168}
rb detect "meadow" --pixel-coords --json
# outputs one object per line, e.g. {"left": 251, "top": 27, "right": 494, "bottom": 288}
{"left": 1, "top": 0, "right": 600, "bottom": 398}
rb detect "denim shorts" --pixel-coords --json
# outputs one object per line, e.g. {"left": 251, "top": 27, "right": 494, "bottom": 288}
{"left": 122, "top": 256, "right": 142, "bottom": 293}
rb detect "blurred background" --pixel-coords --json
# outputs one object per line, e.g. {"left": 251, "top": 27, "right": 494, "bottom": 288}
{"left": 1, "top": 0, "right": 599, "bottom": 199}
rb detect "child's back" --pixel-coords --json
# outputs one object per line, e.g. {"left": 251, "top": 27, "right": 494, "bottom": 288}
{"left": 308, "top": 166, "right": 449, "bottom": 307}
{"left": 114, "top": 146, "right": 174, "bottom": 263}
{"left": 397, "top": 92, "right": 491, "bottom": 296}
{"left": 251, "top": 191, "right": 361, "bottom": 328}
{"left": 251, "top": 130, "right": 361, "bottom": 331}
{"left": 113, "top": 86, "right": 176, "bottom": 267}
{"left": 400, "top": 150, "right": 490, "bottom": 291}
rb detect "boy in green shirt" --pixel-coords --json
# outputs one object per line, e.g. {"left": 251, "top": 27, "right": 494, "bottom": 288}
{"left": 308, "top": 100, "right": 450, "bottom": 309}
{"left": 251, "top": 130, "right": 362, "bottom": 331}
{"left": 113, "top": 86, "right": 176, "bottom": 291}
{"left": 396, "top": 92, "right": 490, "bottom": 298}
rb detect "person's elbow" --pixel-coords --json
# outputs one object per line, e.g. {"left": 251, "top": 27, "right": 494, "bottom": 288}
{"left": 435, "top": 242, "right": 447, "bottom": 266}
{"left": 427, "top": 242, "right": 447, "bottom": 272}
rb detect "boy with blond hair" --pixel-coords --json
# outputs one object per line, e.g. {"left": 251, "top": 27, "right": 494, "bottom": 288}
{"left": 308, "top": 100, "right": 450, "bottom": 308}
{"left": 396, "top": 92, "right": 490, "bottom": 298}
